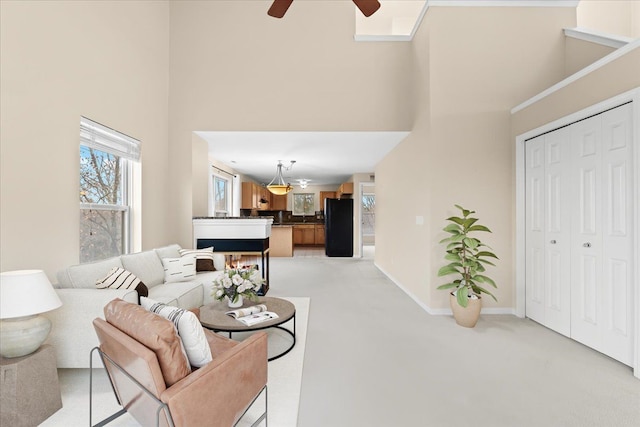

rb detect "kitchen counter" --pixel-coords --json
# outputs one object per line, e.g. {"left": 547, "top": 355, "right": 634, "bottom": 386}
{"left": 193, "top": 216, "right": 275, "bottom": 220}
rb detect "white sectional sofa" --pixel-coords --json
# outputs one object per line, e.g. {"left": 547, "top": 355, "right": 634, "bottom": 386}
{"left": 47, "top": 244, "right": 225, "bottom": 368}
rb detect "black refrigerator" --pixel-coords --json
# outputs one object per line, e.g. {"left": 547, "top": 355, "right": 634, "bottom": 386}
{"left": 325, "top": 198, "right": 353, "bottom": 257}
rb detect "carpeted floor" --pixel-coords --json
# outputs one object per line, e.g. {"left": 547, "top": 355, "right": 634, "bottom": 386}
{"left": 267, "top": 255, "right": 640, "bottom": 427}
{"left": 41, "top": 297, "right": 309, "bottom": 427}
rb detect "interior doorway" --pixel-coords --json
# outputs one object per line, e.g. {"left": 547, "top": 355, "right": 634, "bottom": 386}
{"left": 361, "top": 183, "right": 375, "bottom": 259}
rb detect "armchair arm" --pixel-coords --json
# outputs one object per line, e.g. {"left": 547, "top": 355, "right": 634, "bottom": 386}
{"left": 46, "top": 288, "right": 138, "bottom": 368}
{"left": 161, "top": 332, "right": 268, "bottom": 427}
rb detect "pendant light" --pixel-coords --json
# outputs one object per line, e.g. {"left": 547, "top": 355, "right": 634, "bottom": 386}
{"left": 267, "top": 161, "right": 295, "bottom": 195}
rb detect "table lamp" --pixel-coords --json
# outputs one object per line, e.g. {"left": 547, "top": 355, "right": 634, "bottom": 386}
{"left": 0, "top": 270, "right": 63, "bottom": 358}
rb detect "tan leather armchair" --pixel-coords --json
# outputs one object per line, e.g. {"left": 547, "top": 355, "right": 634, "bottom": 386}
{"left": 90, "top": 298, "right": 268, "bottom": 427}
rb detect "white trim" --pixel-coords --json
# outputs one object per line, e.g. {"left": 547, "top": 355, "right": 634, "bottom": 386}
{"left": 353, "top": 34, "right": 413, "bottom": 42}
{"left": 356, "top": 0, "right": 577, "bottom": 42}
{"left": 428, "top": 0, "right": 578, "bottom": 7}
{"left": 511, "top": 39, "right": 640, "bottom": 114}
{"left": 514, "top": 87, "right": 640, "bottom": 379}
{"left": 375, "top": 263, "right": 516, "bottom": 316}
{"left": 359, "top": 182, "right": 376, "bottom": 258}
{"left": 564, "top": 27, "right": 634, "bottom": 49}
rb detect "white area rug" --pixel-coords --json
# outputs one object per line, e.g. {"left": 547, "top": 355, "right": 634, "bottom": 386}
{"left": 41, "top": 297, "right": 309, "bottom": 427}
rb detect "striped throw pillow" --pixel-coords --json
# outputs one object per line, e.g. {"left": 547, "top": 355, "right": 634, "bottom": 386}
{"left": 140, "top": 297, "right": 212, "bottom": 368}
{"left": 96, "top": 267, "right": 142, "bottom": 290}
{"left": 179, "top": 247, "right": 216, "bottom": 271}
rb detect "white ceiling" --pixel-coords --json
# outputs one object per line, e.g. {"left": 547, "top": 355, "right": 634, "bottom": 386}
{"left": 196, "top": 131, "right": 409, "bottom": 186}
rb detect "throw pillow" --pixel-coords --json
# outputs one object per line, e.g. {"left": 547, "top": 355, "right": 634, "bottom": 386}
{"left": 140, "top": 297, "right": 212, "bottom": 368}
{"left": 95, "top": 267, "right": 148, "bottom": 304}
{"left": 161, "top": 254, "right": 196, "bottom": 283}
{"left": 179, "top": 247, "right": 216, "bottom": 271}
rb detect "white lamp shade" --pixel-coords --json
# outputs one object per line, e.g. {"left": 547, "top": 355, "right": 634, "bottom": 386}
{"left": 0, "top": 270, "right": 62, "bottom": 319}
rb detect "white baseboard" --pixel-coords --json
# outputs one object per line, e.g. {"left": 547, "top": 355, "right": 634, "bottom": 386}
{"left": 374, "top": 262, "right": 516, "bottom": 316}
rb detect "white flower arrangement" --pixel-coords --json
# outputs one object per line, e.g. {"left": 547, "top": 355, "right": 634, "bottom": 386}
{"left": 212, "top": 267, "right": 265, "bottom": 304}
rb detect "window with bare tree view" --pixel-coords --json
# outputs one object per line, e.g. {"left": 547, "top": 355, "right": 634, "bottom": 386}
{"left": 362, "top": 194, "right": 375, "bottom": 236}
{"left": 79, "top": 117, "right": 139, "bottom": 262}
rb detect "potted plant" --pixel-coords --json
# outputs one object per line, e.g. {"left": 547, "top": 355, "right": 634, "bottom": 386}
{"left": 437, "top": 205, "right": 498, "bottom": 327}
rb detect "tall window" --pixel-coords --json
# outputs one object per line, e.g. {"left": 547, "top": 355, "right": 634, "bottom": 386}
{"left": 79, "top": 117, "right": 140, "bottom": 263}
{"left": 293, "top": 193, "right": 315, "bottom": 215}
{"left": 362, "top": 194, "right": 375, "bottom": 236}
{"left": 213, "top": 175, "right": 230, "bottom": 217}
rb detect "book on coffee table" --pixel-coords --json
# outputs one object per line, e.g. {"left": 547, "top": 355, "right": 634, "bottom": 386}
{"left": 236, "top": 311, "right": 279, "bottom": 326}
{"left": 226, "top": 304, "right": 279, "bottom": 326}
{"left": 226, "top": 304, "right": 268, "bottom": 318}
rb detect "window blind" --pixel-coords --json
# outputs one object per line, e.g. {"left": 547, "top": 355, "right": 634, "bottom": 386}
{"left": 80, "top": 116, "right": 140, "bottom": 161}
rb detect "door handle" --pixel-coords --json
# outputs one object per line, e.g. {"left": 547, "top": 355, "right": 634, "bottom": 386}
{"left": 550, "top": 240, "right": 556, "bottom": 244}
{"left": 583, "top": 242, "right": 592, "bottom": 248}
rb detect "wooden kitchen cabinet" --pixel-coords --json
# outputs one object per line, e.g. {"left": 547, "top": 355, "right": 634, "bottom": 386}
{"left": 242, "top": 182, "right": 271, "bottom": 210}
{"left": 293, "top": 224, "right": 316, "bottom": 245}
{"left": 241, "top": 182, "right": 257, "bottom": 209}
{"left": 314, "top": 224, "right": 325, "bottom": 245}
{"left": 293, "top": 224, "right": 325, "bottom": 246}
{"left": 336, "top": 182, "right": 353, "bottom": 199}
{"left": 319, "top": 191, "right": 335, "bottom": 212}
{"left": 271, "top": 194, "right": 287, "bottom": 210}
{"left": 301, "top": 226, "right": 315, "bottom": 245}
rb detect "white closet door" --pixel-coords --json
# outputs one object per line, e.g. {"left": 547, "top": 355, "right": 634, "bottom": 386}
{"left": 543, "top": 127, "right": 571, "bottom": 336}
{"left": 600, "top": 104, "right": 634, "bottom": 365}
{"left": 527, "top": 103, "right": 634, "bottom": 366}
{"left": 525, "top": 135, "right": 546, "bottom": 324}
{"left": 525, "top": 129, "right": 571, "bottom": 336}
{"left": 570, "top": 113, "right": 604, "bottom": 352}
{"left": 570, "top": 104, "right": 634, "bottom": 365}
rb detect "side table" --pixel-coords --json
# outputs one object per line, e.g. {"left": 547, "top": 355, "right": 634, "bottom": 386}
{"left": 0, "top": 344, "right": 62, "bottom": 427}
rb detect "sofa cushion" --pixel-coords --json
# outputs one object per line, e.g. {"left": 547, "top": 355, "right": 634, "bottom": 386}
{"left": 147, "top": 280, "right": 204, "bottom": 309}
{"left": 161, "top": 255, "right": 197, "bottom": 283}
{"left": 140, "top": 297, "right": 212, "bottom": 368}
{"left": 154, "top": 244, "right": 182, "bottom": 261}
{"left": 103, "top": 298, "right": 191, "bottom": 387}
{"left": 179, "top": 247, "right": 216, "bottom": 271}
{"left": 121, "top": 250, "right": 165, "bottom": 288}
{"left": 57, "top": 257, "right": 124, "bottom": 289}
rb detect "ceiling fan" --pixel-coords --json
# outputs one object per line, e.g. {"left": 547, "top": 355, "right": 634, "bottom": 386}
{"left": 268, "top": 0, "right": 381, "bottom": 19}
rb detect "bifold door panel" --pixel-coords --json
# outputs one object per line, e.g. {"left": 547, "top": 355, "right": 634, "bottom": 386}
{"left": 525, "top": 103, "right": 634, "bottom": 366}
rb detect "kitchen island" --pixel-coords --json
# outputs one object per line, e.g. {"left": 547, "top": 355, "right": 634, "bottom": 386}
{"left": 270, "top": 225, "right": 294, "bottom": 257}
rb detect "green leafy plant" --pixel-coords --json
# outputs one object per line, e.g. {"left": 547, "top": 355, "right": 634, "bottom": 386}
{"left": 437, "top": 205, "right": 499, "bottom": 308}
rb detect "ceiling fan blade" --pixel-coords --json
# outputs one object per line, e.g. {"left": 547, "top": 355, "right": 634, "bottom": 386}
{"left": 353, "top": 0, "right": 381, "bottom": 17}
{"left": 268, "top": 0, "right": 294, "bottom": 18}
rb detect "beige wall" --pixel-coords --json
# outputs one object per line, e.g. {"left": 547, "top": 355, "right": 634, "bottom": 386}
{"left": 192, "top": 133, "right": 210, "bottom": 217}
{"left": 169, "top": 1, "right": 414, "bottom": 248}
{"left": 0, "top": 1, "right": 170, "bottom": 280}
{"left": 376, "top": 6, "right": 576, "bottom": 311}
{"left": 513, "top": 47, "right": 640, "bottom": 136}
{"left": 565, "top": 37, "right": 616, "bottom": 76}
{"left": 577, "top": 0, "right": 640, "bottom": 38}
